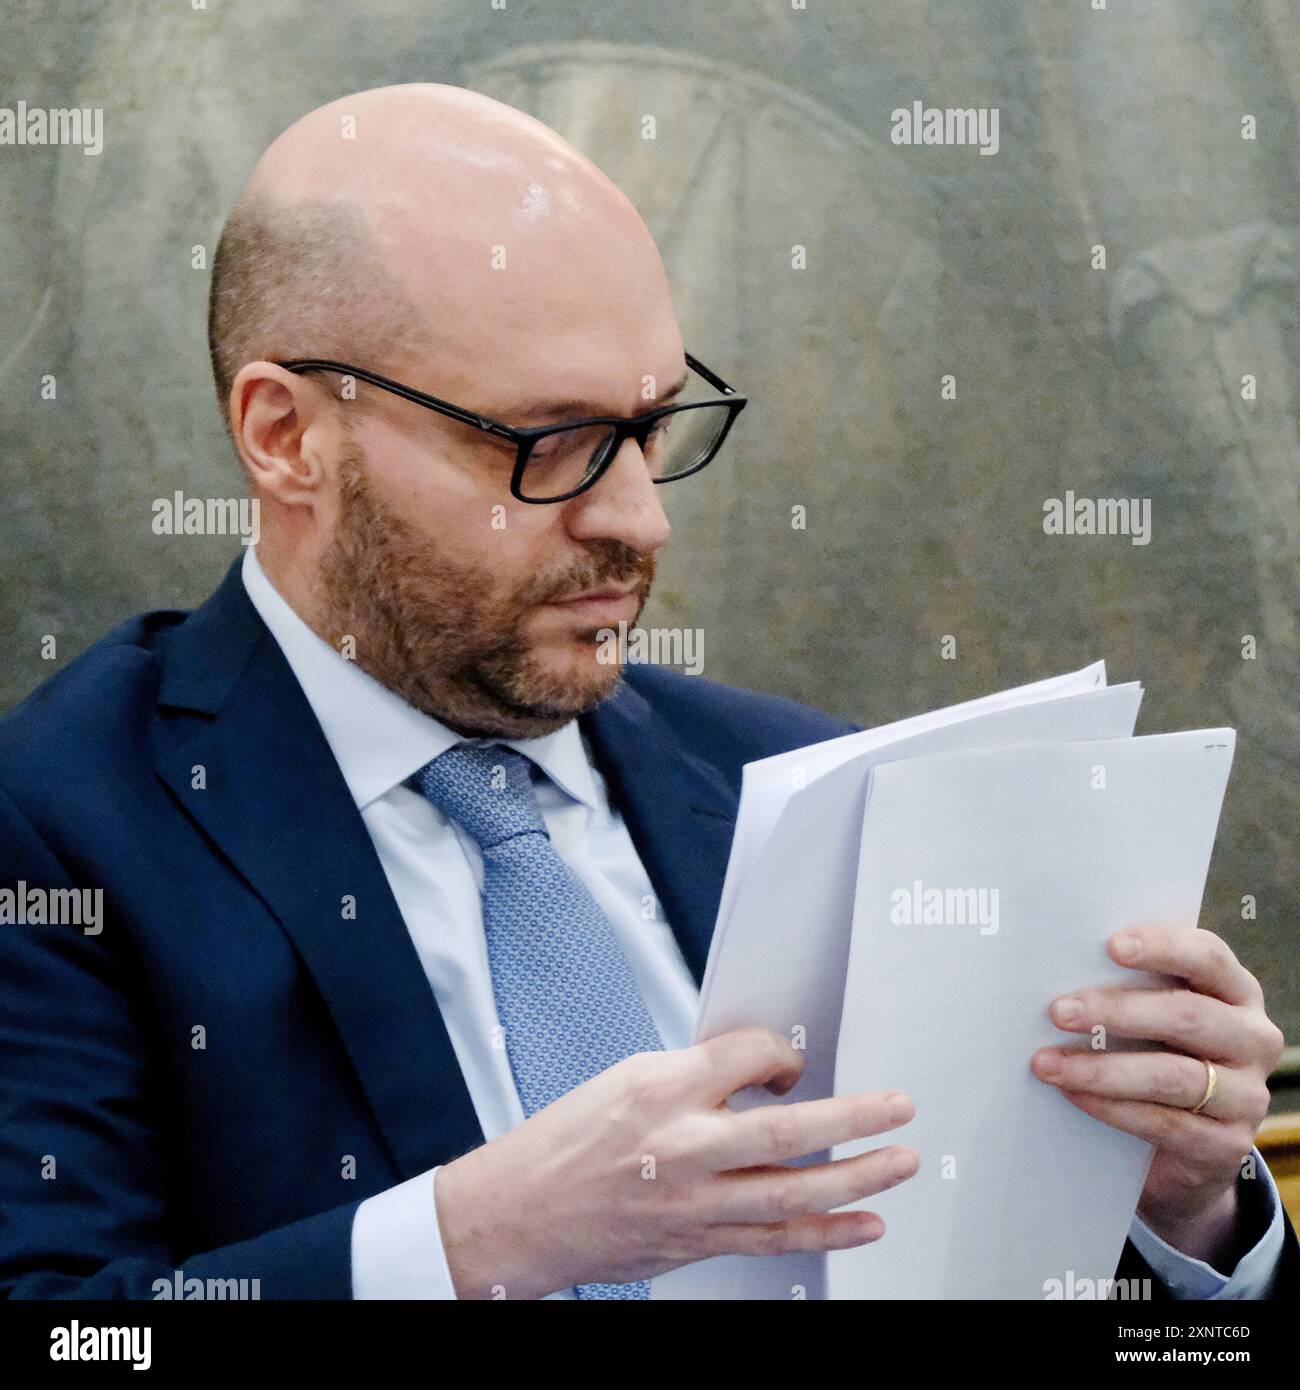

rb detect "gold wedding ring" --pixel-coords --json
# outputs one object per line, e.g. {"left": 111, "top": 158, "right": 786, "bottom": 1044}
{"left": 1190, "top": 1058, "right": 1218, "bottom": 1115}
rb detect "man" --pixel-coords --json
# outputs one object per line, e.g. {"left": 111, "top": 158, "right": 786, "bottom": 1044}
{"left": 0, "top": 83, "right": 1293, "bottom": 1300}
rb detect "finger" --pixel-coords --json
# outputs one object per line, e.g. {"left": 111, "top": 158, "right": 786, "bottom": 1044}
{"left": 1054, "top": 1089, "right": 1257, "bottom": 1167}
{"left": 1049, "top": 987, "right": 1270, "bottom": 1064}
{"left": 1031, "top": 1048, "right": 1269, "bottom": 1124}
{"left": 712, "top": 1145, "right": 919, "bottom": 1223}
{"left": 692, "top": 1027, "right": 804, "bottom": 1104}
{"left": 709, "top": 1089, "right": 915, "bottom": 1169}
{"left": 1109, "top": 925, "right": 1261, "bottom": 1007}
{"left": 704, "top": 1209, "right": 887, "bottom": 1260}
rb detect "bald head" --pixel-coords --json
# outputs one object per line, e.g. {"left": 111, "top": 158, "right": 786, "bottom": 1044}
{"left": 208, "top": 83, "right": 679, "bottom": 438}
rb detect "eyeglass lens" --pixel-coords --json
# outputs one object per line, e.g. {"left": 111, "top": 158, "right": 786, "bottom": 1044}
{"left": 517, "top": 403, "right": 732, "bottom": 500}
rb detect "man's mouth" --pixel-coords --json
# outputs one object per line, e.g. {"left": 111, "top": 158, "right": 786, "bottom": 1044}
{"left": 544, "top": 583, "right": 641, "bottom": 621}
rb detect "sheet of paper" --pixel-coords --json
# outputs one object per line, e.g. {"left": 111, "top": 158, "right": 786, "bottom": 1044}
{"left": 695, "top": 682, "right": 1144, "bottom": 1122}
{"left": 828, "top": 730, "right": 1235, "bottom": 1299}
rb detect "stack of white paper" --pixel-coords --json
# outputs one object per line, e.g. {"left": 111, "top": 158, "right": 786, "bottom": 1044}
{"left": 689, "top": 662, "right": 1235, "bottom": 1301}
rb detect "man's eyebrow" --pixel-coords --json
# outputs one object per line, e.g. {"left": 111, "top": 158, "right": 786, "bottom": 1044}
{"left": 506, "top": 367, "right": 692, "bottom": 425}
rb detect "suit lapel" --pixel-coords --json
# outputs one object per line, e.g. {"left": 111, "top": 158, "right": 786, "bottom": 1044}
{"left": 583, "top": 679, "right": 739, "bottom": 987}
{"left": 153, "top": 561, "right": 484, "bottom": 1179}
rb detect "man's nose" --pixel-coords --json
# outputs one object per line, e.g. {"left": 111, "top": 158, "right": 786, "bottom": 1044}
{"left": 563, "top": 435, "right": 672, "bottom": 553}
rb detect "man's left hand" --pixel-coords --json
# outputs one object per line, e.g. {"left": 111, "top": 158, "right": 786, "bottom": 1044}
{"left": 1031, "top": 924, "right": 1285, "bottom": 1267}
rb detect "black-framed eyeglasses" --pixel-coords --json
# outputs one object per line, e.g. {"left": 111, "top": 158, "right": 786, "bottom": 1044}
{"left": 273, "top": 351, "right": 747, "bottom": 503}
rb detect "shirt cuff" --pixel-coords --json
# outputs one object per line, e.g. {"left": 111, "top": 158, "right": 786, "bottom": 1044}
{"left": 1127, "top": 1147, "right": 1284, "bottom": 1300}
{"left": 350, "top": 1165, "right": 459, "bottom": 1299}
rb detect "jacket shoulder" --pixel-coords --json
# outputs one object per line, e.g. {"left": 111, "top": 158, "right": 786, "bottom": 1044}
{"left": 0, "top": 607, "right": 187, "bottom": 790}
{"left": 620, "top": 664, "right": 858, "bottom": 772}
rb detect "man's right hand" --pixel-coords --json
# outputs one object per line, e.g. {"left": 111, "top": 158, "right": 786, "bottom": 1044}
{"left": 434, "top": 1026, "right": 918, "bottom": 1298}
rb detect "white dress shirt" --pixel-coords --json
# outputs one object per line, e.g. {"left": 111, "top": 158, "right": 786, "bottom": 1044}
{"left": 241, "top": 546, "right": 1285, "bottom": 1300}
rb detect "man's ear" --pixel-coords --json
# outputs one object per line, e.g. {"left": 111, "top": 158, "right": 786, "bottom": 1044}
{"left": 231, "top": 362, "right": 335, "bottom": 506}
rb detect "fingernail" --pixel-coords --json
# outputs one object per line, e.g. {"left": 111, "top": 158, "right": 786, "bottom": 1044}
{"left": 1034, "top": 1050, "right": 1062, "bottom": 1080}
{"left": 1053, "top": 996, "right": 1084, "bottom": 1026}
{"left": 893, "top": 1149, "right": 920, "bottom": 1181}
{"left": 885, "top": 1092, "right": 914, "bottom": 1124}
{"left": 1113, "top": 932, "right": 1141, "bottom": 963}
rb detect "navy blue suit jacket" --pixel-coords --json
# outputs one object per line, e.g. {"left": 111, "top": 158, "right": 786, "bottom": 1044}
{"left": 1, "top": 559, "right": 1295, "bottom": 1298}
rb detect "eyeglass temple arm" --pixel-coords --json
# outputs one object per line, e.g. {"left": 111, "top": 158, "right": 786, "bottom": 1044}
{"left": 275, "top": 359, "right": 515, "bottom": 438}
{"left": 279, "top": 353, "right": 739, "bottom": 424}
{"left": 685, "top": 351, "right": 738, "bottom": 396}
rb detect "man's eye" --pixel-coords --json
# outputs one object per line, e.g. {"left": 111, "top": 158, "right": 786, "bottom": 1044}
{"left": 644, "top": 417, "right": 672, "bottom": 449}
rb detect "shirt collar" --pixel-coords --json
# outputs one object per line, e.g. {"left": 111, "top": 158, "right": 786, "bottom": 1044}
{"left": 240, "top": 546, "right": 601, "bottom": 814}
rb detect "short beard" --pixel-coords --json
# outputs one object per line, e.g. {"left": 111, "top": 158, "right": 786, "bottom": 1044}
{"left": 314, "top": 440, "right": 656, "bottom": 739}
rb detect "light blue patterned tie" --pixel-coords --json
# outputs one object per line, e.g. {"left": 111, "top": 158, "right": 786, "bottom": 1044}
{"left": 415, "top": 742, "right": 664, "bottom": 1301}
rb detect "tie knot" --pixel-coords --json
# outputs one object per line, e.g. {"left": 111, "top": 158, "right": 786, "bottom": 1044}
{"left": 414, "top": 744, "right": 548, "bottom": 851}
